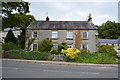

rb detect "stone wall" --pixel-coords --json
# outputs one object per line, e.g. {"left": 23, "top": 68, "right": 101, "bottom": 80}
{"left": 25, "top": 29, "right": 98, "bottom": 52}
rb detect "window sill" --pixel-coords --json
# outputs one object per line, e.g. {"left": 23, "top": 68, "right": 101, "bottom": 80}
{"left": 52, "top": 38, "right": 58, "bottom": 40}
{"left": 82, "top": 38, "right": 88, "bottom": 40}
{"left": 66, "top": 38, "right": 73, "bottom": 40}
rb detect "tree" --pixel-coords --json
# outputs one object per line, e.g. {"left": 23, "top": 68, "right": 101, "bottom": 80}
{"left": 98, "top": 45, "right": 117, "bottom": 56}
{"left": 98, "top": 21, "right": 120, "bottom": 39}
{"left": 2, "top": 1, "right": 36, "bottom": 49}
{"left": 38, "top": 38, "right": 53, "bottom": 52}
{"left": 27, "top": 38, "right": 35, "bottom": 51}
{"left": 5, "top": 13, "right": 36, "bottom": 49}
{"left": 2, "top": 1, "right": 30, "bottom": 29}
{"left": 16, "top": 14, "right": 36, "bottom": 49}
{"left": 5, "top": 29, "right": 16, "bottom": 44}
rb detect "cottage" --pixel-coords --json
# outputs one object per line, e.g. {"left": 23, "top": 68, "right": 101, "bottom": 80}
{"left": 98, "top": 38, "right": 120, "bottom": 57}
{"left": 25, "top": 17, "right": 98, "bottom": 52}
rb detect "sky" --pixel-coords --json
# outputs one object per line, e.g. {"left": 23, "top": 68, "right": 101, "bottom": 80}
{"left": 26, "top": 0, "right": 119, "bottom": 26}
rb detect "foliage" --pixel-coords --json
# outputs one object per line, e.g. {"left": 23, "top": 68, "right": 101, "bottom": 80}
{"left": 27, "top": 38, "right": 35, "bottom": 51}
{"left": 5, "top": 29, "right": 17, "bottom": 44}
{"left": 3, "top": 13, "right": 36, "bottom": 29}
{"left": 2, "top": 1, "right": 36, "bottom": 50}
{"left": 98, "top": 45, "right": 117, "bottom": 56}
{"left": 38, "top": 38, "right": 53, "bottom": 52}
{"left": 98, "top": 21, "right": 120, "bottom": 39}
{"left": 9, "top": 50, "right": 50, "bottom": 60}
{"left": 80, "top": 49, "right": 90, "bottom": 54}
{"left": 11, "top": 14, "right": 36, "bottom": 49}
{"left": 2, "top": 1, "right": 30, "bottom": 29}
{"left": 61, "top": 48, "right": 81, "bottom": 61}
{"left": 2, "top": 1, "right": 30, "bottom": 17}
{"left": 76, "top": 53, "right": 116, "bottom": 64}
{"left": 58, "top": 42, "right": 68, "bottom": 53}
{"left": 50, "top": 47, "right": 59, "bottom": 55}
{"left": 2, "top": 41, "right": 14, "bottom": 51}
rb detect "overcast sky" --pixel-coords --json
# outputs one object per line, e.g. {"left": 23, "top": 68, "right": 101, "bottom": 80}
{"left": 27, "top": 0, "right": 119, "bottom": 25}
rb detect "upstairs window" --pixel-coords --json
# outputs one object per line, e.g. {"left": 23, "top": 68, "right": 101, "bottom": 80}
{"left": 33, "top": 32, "right": 37, "bottom": 38}
{"left": 67, "top": 31, "right": 73, "bottom": 39}
{"left": 82, "top": 31, "right": 88, "bottom": 39}
{"left": 52, "top": 31, "right": 58, "bottom": 39}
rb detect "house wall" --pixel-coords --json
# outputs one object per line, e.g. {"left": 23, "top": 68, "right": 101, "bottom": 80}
{"left": 25, "top": 29, "right": 98, "bottom": 52}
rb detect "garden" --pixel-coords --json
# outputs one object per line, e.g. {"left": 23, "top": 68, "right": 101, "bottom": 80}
{"left": 2, "top": 37, "right": 118, "bottom": 64}
{"left": 2, "top": 30, "right": 118, "bottom": 64}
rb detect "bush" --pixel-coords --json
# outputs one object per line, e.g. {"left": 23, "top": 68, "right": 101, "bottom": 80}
{"left": 2, "top": 41, "right": 15, "bottom": 51}
{"left": 98, "top": 45, "right": 117, "bottom": 56}
{"left": 58, "top": 42, "right": 68, "bottom": 53}
{"left": 51, "top": 50, "right": 59, "bottom": 55}
{"left": 9, "top": 50, "right": 50, "bottom": 60}
{"left": 38, "top": 38, "right": 53, "bottom": 52}
{"left": 80, "top": 49, "right": 90, "bottom": 54}
{"left": 50, "top": 47, "right": 60, "bottom": 55}
{"left": 61, "top": 48, "right": 81, "bottom": 61}
{"left": 5, "top": 29, "right": 17, "bottom": 44}
{"left": 76, "top": 53, "right": 116, "bottom": 64}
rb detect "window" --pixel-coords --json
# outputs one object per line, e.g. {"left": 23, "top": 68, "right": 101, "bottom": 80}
{"left": 68, "top": 44, "right": 73, "bottom": 48}
{"left": 52, "top": 31, "right": 58, "bottom": 39}
{"left": 82, "top": 44, "right": 88, "bottom": 50}
{"left": 82, "top": 31, "right": 88, "bottom": 39}
{"left": 33, "top": 44, "right": 38, "bottom": 51}
{"left": 33, "top": 32, "right": 37, "bottom": 38}
{"left": 53, "top": 44, "right": 58, "bottom": 48}
{"left": 67, "top": 31, "right": 73, "bottom": 39}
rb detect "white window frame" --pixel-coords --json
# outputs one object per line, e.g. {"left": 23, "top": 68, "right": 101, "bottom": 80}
{"left": 33, "top": 32, "right": 37, "bottom": 38}
{"left": 52, "top": 31, "right": 58, "bottom": 39}
{"left": 67, "top": 31, "right": 73, "bottom": 39}
{"left": 32, "top": 43, "right": 38, "bottom": 51}
{"left": 81, "top": 44, "right": 88, "bottom": 50}
{"left": 82, "top": 31, "right": 88, "bottom": 39}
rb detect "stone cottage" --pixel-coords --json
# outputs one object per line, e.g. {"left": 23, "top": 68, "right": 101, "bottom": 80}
{"left": 25, "top": 17, "right": 98, "bottom": 52}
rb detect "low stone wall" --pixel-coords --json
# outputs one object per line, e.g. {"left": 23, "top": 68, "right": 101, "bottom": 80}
{"left": 49, "top": 54, "right": 65, "bottom": 61}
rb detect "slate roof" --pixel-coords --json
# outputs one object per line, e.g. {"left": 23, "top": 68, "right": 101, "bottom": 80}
{"left": 27, "top": 21, "right": 97, "bottom": 30}
{"left": 98, "top": 39, "right": 119, "bottom": 44}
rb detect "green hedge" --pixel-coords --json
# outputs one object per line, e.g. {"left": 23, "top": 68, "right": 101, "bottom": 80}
{"left": 9, "top": 50, "right": 50, "bottom": 60}
{"left": 76, "top": 53, "right": 116, "bottom": 64}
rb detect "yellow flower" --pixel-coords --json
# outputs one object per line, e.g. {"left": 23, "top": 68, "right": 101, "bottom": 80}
{"left": 61, "top": 48, "right": 81, "bottom": 59}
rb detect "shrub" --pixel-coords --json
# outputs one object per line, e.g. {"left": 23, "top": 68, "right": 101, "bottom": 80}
{"left": 50, "top": 47, "right": 59, "bottom": 55}
{"left": 58, "top": 42, "right": 68, "bottom": 53}
{"left": 50, "top": 50, "right": 59, "bottom": 55}
{"left": 80, "top": 49, "right": 90, "bottom": 54}
{"left": 2, "top": 41, "right": 14, "bottom": 51}
{"left": 9, "top": 50, "right": 50, "bottom": 60}
{"left": 27, "top": 38, "right": 35, "bottom": 51}
{"left": 38, "top": 38, "right": 53, "bottom": 52}
{"left": 98, "top": 45, "right": 117, "bottom": 56}
{"left": 76, "top": 53, "right": 116, "bottom": 64}
{"left": 28, "top": 51, "right": 50, "bottom": 60}
{"left": 61, "top": 48, "right": 81, "bottom": 61}
{"left": 5, "top": 29, "right": 17, "bottom": 44}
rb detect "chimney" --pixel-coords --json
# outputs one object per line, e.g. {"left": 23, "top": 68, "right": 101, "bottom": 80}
{"left": 46, "top": 16, "right": 49, "bottom": 21}
{"left": 87, "top": 14, "right": 92, "bottom": 22}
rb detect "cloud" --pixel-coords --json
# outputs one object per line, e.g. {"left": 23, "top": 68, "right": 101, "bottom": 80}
{"left": 29, "top": 2, "right": 118, "bottom": 25}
